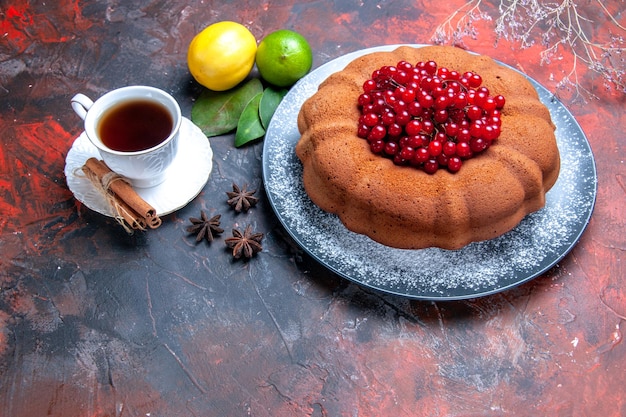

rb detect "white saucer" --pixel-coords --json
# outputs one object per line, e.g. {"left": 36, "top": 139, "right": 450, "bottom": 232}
{"left": 65, "top": 117, "right": 213, "bottom": 217}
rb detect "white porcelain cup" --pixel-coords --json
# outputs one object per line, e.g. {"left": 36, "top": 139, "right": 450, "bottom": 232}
{"left": 71, "top": 86, "right": 182, "bottom": 188}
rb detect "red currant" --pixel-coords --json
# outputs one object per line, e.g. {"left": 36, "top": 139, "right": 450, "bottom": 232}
{"left": 413, "top": 147, "right": 430, "bottom": 163}
{"left": 447, "top": 156, "right": 462, "bottom": 172}
{"left": 470, "top": 137, "right": 487, "bottom": 153}
{"left": 358, "top": 93, "right": 371, "bottom": 107}
{"left": 400, "top": 146, "right": 415, "bottom": 160}
{"left": 384, "top": 141, "right": 399, "bottom": 156}
{"left": 405, "top": 119, "right": 423, "bottom": 136}
{"left": 428, "top": 140, "right": 443, "bottom": 156}
{"left": 423, "top": 159, "right": 439, "bottom": 174}
{"left": 443, "top": 141, "right": 457, "bottom": 156}
{"left": 494, "top": 94, "right": 506, "bottom": 109}
{"left": 466, "top": 105, "right": 483, "bottom": 121}
{"left": 363, "top": 79, "right": 377, "bottom": 93}
{"left": 388, "top": 123, "right": 403, "bottom": 137}
{"left": 468, "top": 73, "right": 482, "bottom": 88}
{"left": 357, "top": 61, "right": 504, "bottom": 173}
{"left": 361, "top": 112, "right": 379, "bottom": 127}
{"left": 456, "top": 141, "right": 472, "bottom": 158}
{"left": 368, "top": 125, "right": 386, "bottom": 141}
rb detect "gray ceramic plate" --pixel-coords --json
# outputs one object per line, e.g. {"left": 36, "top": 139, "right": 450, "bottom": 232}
{"left": 262, "top": 45, "right": 597, "bottom": 300}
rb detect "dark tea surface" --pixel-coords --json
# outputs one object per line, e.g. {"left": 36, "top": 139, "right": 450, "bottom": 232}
{"left": 98, "top": 99, "right": 173, "bottom": 152}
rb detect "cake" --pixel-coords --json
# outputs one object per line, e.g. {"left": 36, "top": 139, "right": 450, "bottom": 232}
{"left": 295, "top": 45, "right": 560, "bottom": 250}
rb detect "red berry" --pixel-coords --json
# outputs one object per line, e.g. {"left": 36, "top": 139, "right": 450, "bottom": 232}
{"left": 488, "top": 115, "right": 502, "bottom": 127}
{"left": 434, "top": 109, "right": 449, "bottom": 123}
{"left": 388, "top": 123, "right": 403, "bottom": 137}
{"left": 470, "top": 137, "right": 487, "bottom": 153}
{"left": 408, "top": 101, "right": 423, "bottom": 117}
{"left": 402, "top": 88, "right": 416, "bottom": 102}
{"left": 372, "top": 98, "right": 386, "bottom": 113}
{"left": 363, "top": 79, "right": 377, "bottom": 93}
{"left": 397, "top": 60, "right": 412, "bottom": 71}
{"left": 405, "top": 119, "right": 423, "bottom": 136}
{"left": 381, "top": 111, "right": 395, "bottom": 126}
{"left": 423, "top": 61, "right": 437, "bottom": 75}
{"left": 357, "top": 62, "right": 505, "bottom": 173}
{"left": 434, "top": 95, "right": 451, "bottom": 110}
{"left": 421, "top": 120, "right": 434, "bottom": 135}
{"left": 413, "top": 147, "right": 430, "bottom": 163}
{"left": 407, "top": 135, "right": 424, "bottom": 148}
{"left": 423, "top": 159, "right": 439, "bottom": 174}
{"left": 474, "top": 91, "right": 488, "bottom": 108}
{"left": 466, "top": 105, "right": 483, "bottom": 121}
{"left": 435, "top": 131, "right": 448, "bottom": 142}
{"left": 443, "top": 141, "right": 457, "bottom": 156}
{"left": 370, "top": 140, "right": 385, "bottom": 154}
{"left": 428, "top": 140, "right": 443, "bottom": 156}
{"left": 483, "top": 96, "right": 497, "bottom": 112}
{"left": 468, "top": 73, "right": 482, "bottom": 88}
{"left": 395, "top": 110, "right": 411, "bottom": 125}
{"left": 384, "top": 141, "right": 399, "bottom": 156}
{"left": 444, "top": 122, "right": 459, "bottom": 137}
{"left": 362, "top": 112, "right": 379, "bottom": 127}
{"left": 357, "top": 124, "right": 369, "bottom": 138}
{"left": 358, "top": 93, "right": 371, "bottom": 107}
{"left": 400, "top": 146, "right": 415, "bottom": 160}
{"left": 454, "top": 92, "right": 468, "bottom": 109}
{"left": 456, "top": 141, "right": 472, "bottom": 158}
{"left": 483, "top": 125, "right": 498, "bottom": 141}
{"left": 368, "top": 125, "right": 386, "bottom": 141}
{"left": 494, "top": 94, "right": 506, "bottom": 109}
{"left": 448, "top": 156, "right": 463, "bottom": 172}
{"left": 394, "top": 70, "right": 410, "bottom": 85}
{"left": 393, "top": 154, "right": 408, "bottom": 165}
{"left": 457, "top": 128, "right": 471, "bottom": 143}
{"left": 418, "top": 93, "right": 434, "bottom": 108}
{"left": 393, "top": 100, "right": 407, "bottom": 114}
{"left": 470, "top": 120, "right": 485, "bottom": 138}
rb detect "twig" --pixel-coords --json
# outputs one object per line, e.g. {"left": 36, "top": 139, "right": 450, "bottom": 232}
{"left": 431, "top": 0, "right": 626, "bottom": 100}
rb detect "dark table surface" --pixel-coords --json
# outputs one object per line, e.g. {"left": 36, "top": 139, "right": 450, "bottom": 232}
{"left": 1, "top": 1, "right": 625, "bottom": 416}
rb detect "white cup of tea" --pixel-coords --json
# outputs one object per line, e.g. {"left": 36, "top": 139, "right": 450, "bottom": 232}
{"left": 71, "top": 85, "right": 182, "bottom": 188}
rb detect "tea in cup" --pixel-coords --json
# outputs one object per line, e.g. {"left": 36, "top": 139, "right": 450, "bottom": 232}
{"left": 71, "top": 86, "right": 182, "bottom": 188}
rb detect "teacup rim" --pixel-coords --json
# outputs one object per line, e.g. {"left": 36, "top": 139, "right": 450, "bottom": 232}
{"left": 84, "top": 85, "right": 182, "bottom": 156}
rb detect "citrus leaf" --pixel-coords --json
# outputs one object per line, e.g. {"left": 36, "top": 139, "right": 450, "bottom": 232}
{"left": 259, "top": 87, "right": 288, "bottom": 130}
{"left": 191, "top": 78, "right": 263, "bottom": 137}
{"left": 235, "top": 92, "right": 265, "bottom": 147}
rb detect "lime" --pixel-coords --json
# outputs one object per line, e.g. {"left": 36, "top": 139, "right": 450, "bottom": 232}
{"left": 255, "top": 29, "right": 313, "bottom": 88}
{"left": 187, "top": 21, "right": 257, "bottom": 91}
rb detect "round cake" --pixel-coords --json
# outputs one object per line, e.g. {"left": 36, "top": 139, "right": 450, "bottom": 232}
{"left": 295, "top": 45, "right": 560, "bottom": 250}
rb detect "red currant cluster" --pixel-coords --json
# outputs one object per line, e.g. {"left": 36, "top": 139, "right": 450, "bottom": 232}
{"left": 357, "top": 60, "right": 505, "bottom": 174}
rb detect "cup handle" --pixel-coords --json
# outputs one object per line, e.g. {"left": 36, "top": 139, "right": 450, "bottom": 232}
{"left": 71, "top": 93, "right": 94, "bottom": 120}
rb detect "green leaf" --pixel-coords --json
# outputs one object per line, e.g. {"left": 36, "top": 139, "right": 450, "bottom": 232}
{"left": 191, "top": 78, "right": 263, "bottom": 137}
{"left": 235, "top": 92, "right": 265, "bottom": 147}
{"left": 259, "top": 87, "right": 288, "bottom": 130}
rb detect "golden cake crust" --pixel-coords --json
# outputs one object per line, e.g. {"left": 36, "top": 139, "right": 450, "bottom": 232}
{"left": 296, "top": 45, "right": 560, "bottom": 249}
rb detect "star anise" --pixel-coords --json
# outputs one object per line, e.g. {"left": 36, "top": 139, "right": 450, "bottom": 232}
{"left": 226, "top": 183, "right": 259, "bottom": 213}
{"left": 224, "top": 225, "right": 264, "bottom": 259}
{"left": 186, "top": 211, "right": 224, "bottom": 243}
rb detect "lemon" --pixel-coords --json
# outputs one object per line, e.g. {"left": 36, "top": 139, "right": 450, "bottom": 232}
{"left": 187, "top": 21, "right": 257, "bottom": 91}
{"left": 255, "top": 29, "right": 313, "bottom": 88}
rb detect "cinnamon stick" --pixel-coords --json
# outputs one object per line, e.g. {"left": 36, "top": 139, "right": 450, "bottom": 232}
{"left": 81, "top": 158, "right": 162, "bottom": 229}
{"left": 112, "top": 198, "right": 148, "bottom": 230}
